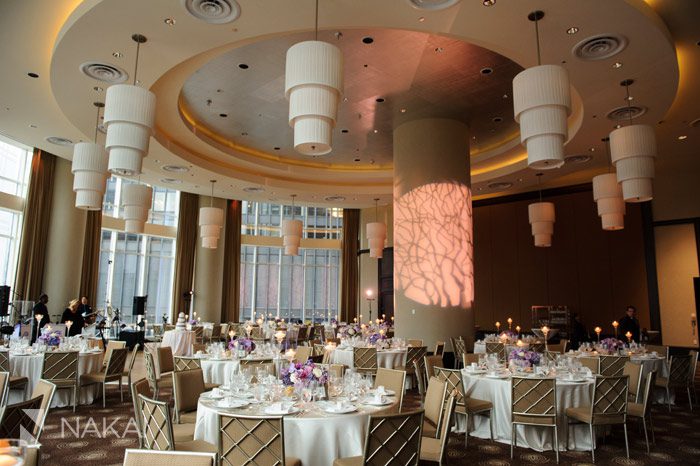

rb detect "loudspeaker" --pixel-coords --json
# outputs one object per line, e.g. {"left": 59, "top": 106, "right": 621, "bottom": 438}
{"left": 0, "top": 286, "right": 10, "bottom": 317}
{"left": 133, "top": 296, "right": 147, "bottom": 316}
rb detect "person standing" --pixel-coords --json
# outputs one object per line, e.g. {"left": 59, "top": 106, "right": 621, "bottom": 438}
{"left": 61, "top": 299, "right": 85, "bottom": 337}
{"left": 31, "top": 293, "right": 51, "bottom": 344}
{"left": 618, "top": 305, "right": 641, "bottom": 343}
{"left": 77, "top": 296, "right": 92, "bottom": 317}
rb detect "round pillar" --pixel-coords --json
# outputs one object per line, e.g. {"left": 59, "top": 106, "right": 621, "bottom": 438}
{"left": 393, "top": 118, "right": 475, "bottom": 351}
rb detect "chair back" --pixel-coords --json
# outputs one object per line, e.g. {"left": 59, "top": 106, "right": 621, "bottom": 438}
{"left": 690, "top": 350, "right": 699, "bottom": 382}
{"left": 511, "top": 377, "right": 557, "bottom": 425}
{"left": 138, "top": 393, "right": 176, "bottom": 450}
{"left": 407, "top": 339, "right": 423, "bottom": 348}
{"left": 41, "top": 351, "right": 79, "bottom": 383}
{"left": 363, "top": 410, "right": 424, "bottom": 466}
{"left": 123, "top": 449, "right": 216, "bottom": 466}
{"left": 293, "top": 346, "right": 313, "bottom": 364}
{"left": 0, "top": 352, "right": 9, "bottom": 372}
{"left": 326, "top": 337, "right": 341, "bottom": 345}
{"left": 143, "top": 350, "right": 159, "bottom": 393}
{"left": 30, "top": 379, "right": 56, "bottom": 439}
{"left": 173, "top": 368, "right": 206, "bottom": 414}
{"left": 485, "top": 343, "right": 506, "bottom": 362}
{"left": 0, "top": 395, "right": 43, "bottom": 438}
{"left": 433, "top": 393, "right": 457, "bottom": 463}
{"left": 312, "top": 343, "right": 325, "bottom": 357}
{"left": 462, "top": 353, "right": 479, "bottom": 366}
{"left": 314, "top": 325, "right": 325, "bottom": 342}
{"left": 590, "top": 375, "right": 629, "bottom": 424}
{"left": 374, "top": 368, "right": 406, "bottom": 410}
{"left": 296, "top": 326, "right": 308, "bottom": 342}
{"left": 451, "top": 337, "right": 466, "bottom": 359}
{"left": 193, "top": 326, "right": 205, "bottom": 341}
{"left": 105, "top": 347, "right": 128, "bottom": 377}
{"left": 126, "top": 344, "right": 140, "bottom": 375}
{"left": 405, "top": 346, "right": 427, "bottom": 372}
{"left": 529, "top": 342, "right": 546, "bottom": 354}
{"left": 424, "top": 355, "right": 442, "bottom": 380}
{"left": 543, "top": 351, "right": 559, "bottom": 363}
{"left": 354, "top": 347, "right": 378, "bottom": 372}
{"left": 210, "top": 324, "right": 222, "bottom": 339}
{"left": 423, "top": 376, "right": 447, "bottom": 438}
{"left": 318, "top": 363, "right": 345, "bottom": 379}
{"left": 579, "top": 356, "right": 600, "bottom": 374}
{"left": 0, "top": 371, "right": 9, "bottom": 406}
{"left": 560, "top": 338, "right": 569, "bottom": 353}
{"left": 157, "top": 346, "right": 175, "bottom": 374}
{"left": 639, "top": 370, "right": 657, "bottom": 418}
{"left": 668, "top": 354, "right": 693, "bottom": 385}
{"left": 412, "top": 358, "right": 426, "bottom": 397}
{"left": 434, "top": 341, "right": 445, "bottom": 357}
{"left": 250, "top": 326, "right": 264, "bottom": 340}
{"left": 131, "top": 378, "right": 152, "bottom": 447}
{"left": 433, "top": 367, "right": 465, "bottom": 408}
{"left": 174, "top": 356, "right": 203, "bottom": 372}
{"left": 218, "top": 414, "right": 287, "bottom": 466}
{"left": 152, "top": 325, "right": 164, "bottom": 337}
{"left": 622, "top": 361, "right": 643, "bottom": 402}
{"left": 192, "top": 343, "right": 208, "bottom": 354}
{"left": 646, "top": 344, "right": 668, "bottom": 360}
{"left": 599, "top": 355, "right": 629, "bottom": 376}
{"left": 164, "top": 324, "right": 175, "bottom": 332}
{"left": 104, "top": 340, "right": 126, "bottom": 366}
{"left": 220, "top": 324, "right": 229, "bottom": 339}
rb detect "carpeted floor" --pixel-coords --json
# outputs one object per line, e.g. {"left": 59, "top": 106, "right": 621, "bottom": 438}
{"left": 37, "top": 365, "right": 700, "bottom": 466}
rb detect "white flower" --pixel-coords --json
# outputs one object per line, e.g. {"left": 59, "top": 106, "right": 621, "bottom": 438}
{"left": 312, "top": 367, "right": 322, "bottom": 378}
{"left": 517, "top": 351, "right": 525, "bottom": 358}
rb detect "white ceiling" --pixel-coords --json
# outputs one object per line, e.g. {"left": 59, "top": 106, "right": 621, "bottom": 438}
{"left": 0, "top": 0, "right": 695, "bottom": 208}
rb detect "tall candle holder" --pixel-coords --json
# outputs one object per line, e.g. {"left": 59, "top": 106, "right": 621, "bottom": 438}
{"left": 507, "top": 318, "right": 513, "bottom": 330}
{"left": 594, "top": 326, "right": 602, "bottom": 343}
{"left": 612, "top": 321, "right": 619, "bottom": 338}
{"left": 495, "top": 321, "right": 501, "bottom": 333}
{"left": 515, "top": 325, "right": 521, "bottom": 338}
{"left": 625, "top": 331, "right": 632, "bottom": 344}
{"left": 541, "top": 326, "right": 549, "bottom": 352}
{"left": 35, "top": 314, "right": 43, "bottom": 342}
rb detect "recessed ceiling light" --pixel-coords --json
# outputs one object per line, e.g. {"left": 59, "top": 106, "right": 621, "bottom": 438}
{"left": 483, "top": 0, "right": 495, "bottom": 6}
{"left": 341, "top": 129, "right": 349, "bottom": 133}
{"left": 565, "top": 154, "right": 593, "bottom": 164}
{"left": 615, "top": 124, "right": 622, "bottom": 129}
{"left": 219, "top": 113, "right": 228, "bottom": 118}
{"left": 418, "top": 16, "right": 426, "bottom": 22}
{"left": 243, "top": 186, "right": 265, "bottom": 193}
{"left": 492, "top": 116, "right": 503, "bottom": 123}
{"left": 567, "top": 27, "right": 579, "bottom": 35}
{"left": 45, "top": 136, "right": 73, "bottom": 146}
{"left": 27, "top": 72, "right": 39, "bottom": 78}
{"left": 324, "top": 195, "right": 346, "bottom": 202}
{"left": 589, "top": 147, "right": 596, "bottom": 152}
{"left": 241, "top": 132, "right": 248, "bottom": 136}
{"left": 160, "top": 178, "right": 182, "bottom": 184}
{"left": 238, "top": 63, "right": 249, "bottom": 69}
{"left": 112, "top": 52, "right": 123, "bottom": 58}
{"left": 28, "top": 124, "right": 37, "bottom": 128}
{"left": 408, "top": 0, "right": 461, "bottom": 10}
{"left": 613, "top": 61, "right": 623, "bottom": 68}
{"left": 162, "top": 165, "right": 189, "bottom": 173}
{"left": 480, "top": 67, "right": 493, "bottom": 75}
{"left": 373, "top": 129, "right": 379, "bottom": 133}
{"left": 400, "top": 108, "right": 407, "bottom": 113}
{"left": 354, "top": 158, "right": 361, "bottom": 162}
{"left": 434, "top": 47, "right": 444, "bottom": 53}
{"left": 93, "top": 86, "right": 103, "bottom": 93}
{"left": 164, "top": 18, "right": 176, "bottom": 26}
{"left": 678, "top": 135, "right": 688, "bottom": 140}
{"left": 375, "top": 97, "right": 385, "bottom": 103}
{"left": 273, "top": 147, "right": 281, "bottom": 150}
{"left": 502, "top": 93, "right": 509, "bottom": 99}
{"left": 362, "top": 36, "right": 374, "bottom": 44}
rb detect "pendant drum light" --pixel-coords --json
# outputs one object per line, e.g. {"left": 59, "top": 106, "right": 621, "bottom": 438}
{"left": 284, "top": 0, "right": 343, "bottom": 156}
{"left": 72, "top": 102, "right": 109, "bottom": 210}
{"left": 592, "top": 137, "right": 625, "bottom": 230}
{"left": 121, "top": 183, "right": 153, "bottom": 233}
{"left": 104, "top": 34, "right": 156, "bottom": 176}
{"left": 199, "top": 180, "right": 224, "bottom": 249}
{"left": 513, "top": 11, "right": 571, "bottom": 170}
{"left": 528, "top": 174, "right": 555, "bottom": 247}
{"left": 367, "top": 198, "right": 386, "bottom": 259}
{"left": 609, "top": 80, "right": 656, "bottom": 203}
{"left": 282, "top": 195, "right": 303, "bottom": 256}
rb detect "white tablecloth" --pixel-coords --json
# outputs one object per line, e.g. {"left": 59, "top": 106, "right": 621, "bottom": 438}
{"left": 8, "top": 350, "right": 104, "bottom": 407}
{"left": 162, "top": 330, "right": 195, "bottom": 356}
{"left": 330, "top": 348, "right": 407, "bottom": 369}
{"left": 200, "top": 358, "right": 240, "bottom": 385}
{"left": 461, "top": 370, "right": 595, "bottom": 452}
{"left": 194, "top": 398, "right": 389, "bottom": 465}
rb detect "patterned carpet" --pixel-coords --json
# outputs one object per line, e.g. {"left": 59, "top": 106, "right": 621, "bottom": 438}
{"left": 38, "top": 382, "right": 700, "bottom": 466}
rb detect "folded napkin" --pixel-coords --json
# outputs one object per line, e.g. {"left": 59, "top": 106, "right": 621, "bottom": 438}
{"left": 376, "top": 385, "right": 386, "bottom": 396}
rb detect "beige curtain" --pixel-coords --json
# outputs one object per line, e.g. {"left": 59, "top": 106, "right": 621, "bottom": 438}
{"left": 79, "top": 210, "right": 102, "bottom": 302}
{"left": 14, "top": 149, "right": 56, "bottom": 301}
{"left": 340, "top": 209, "right": 360, "bottom": 322}
{"left": 171, "top": 192, "right": 199, "bottom": 321}
{"left": 221, "top": 199, "right": 242, "bottom": 323}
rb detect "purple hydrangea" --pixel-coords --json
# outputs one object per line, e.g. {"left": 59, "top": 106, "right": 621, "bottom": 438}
{"left": 508, "top": 349, "right": 541, "bottom": 367}
{"left": 280, "top": 360, "right": 328, "bottom": 387}
{"left": 228, "top": 337, "right": 256, "bottom": 354}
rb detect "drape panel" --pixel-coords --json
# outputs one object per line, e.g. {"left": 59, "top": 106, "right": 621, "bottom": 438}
{"left": 221, "top": 199, "right": 242, "bottom": 323}
{"left": 171, "top": 192, "right": 199, "bottom": 321}
{"left": 340, "top": 208, "right": 360, "bottom": 322}
{"left": 14, "top": 149, "right": 56, "bottom": 301}
{"left": 79, "top": 210, "right": 102, "bottom": 302}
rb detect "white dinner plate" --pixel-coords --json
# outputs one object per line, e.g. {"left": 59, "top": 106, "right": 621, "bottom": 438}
{"left": 484, "top": 373, "right": 511, "bottom": 379}
{"left": 217, "top": 399, "right": 249, "bottom": 409}
{"left": 264, "top": 406, "right": 300, "bottom": 415}
{"left": 368, "top": 389, "right": 396, "bottom": 396}
{"left": 464, "top": 369, "right": 487, "bottom": 375}
{"left": 361, "top": 397, "right": 393, "bottom": 406}
{"left": 323, "top": 404, "right": 358, "bottom": 414}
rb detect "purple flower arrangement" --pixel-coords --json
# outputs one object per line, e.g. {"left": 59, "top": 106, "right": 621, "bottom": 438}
{"left": 500, "top": 330, "right": 519, "bottom": 341}
{"left": 188, "top": 319, "right": 197, "bottom": 326}
{"left": 38, "top": 331, "right": 61, "bottom": 347}
{"left": 368, "top": 332, "right": 386, "bottom": 346}
{"left": 508, "top": 349, "right": 541, "bottom": 367}
{"left": 338, "top": 323, "right": 361, "bottom": 338}
{"left": 598, "top": 338, "right": 624, "bottom": 353}
{"left": 228, "top": 337, "right": 256, "bottom": 354}
{"left": 280, "top": 360, "right": 328, "bottom": 387}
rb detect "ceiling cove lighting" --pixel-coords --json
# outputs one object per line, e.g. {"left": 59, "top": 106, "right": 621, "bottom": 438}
{"left": 513, "top": 11, "right": 572, "bottom": 170}
{"left": 609, "top": 79, "right": 657, "bottom": 202}
{"left": 528, "top": 173, "right": 555, "bottom": 247}
{"left": 71, "top": 102, "right": 109, "bottom": 210}
{"left": 121, "top": 182, "right": 153, "bottom": 233}
{"left": 104, "top": 34, "right": 156, "bottom": 176}
{"left": 592, "top": 137, "right": 625, "bottom": 230}
{"left": 284, "top": 0, "right": 344, "bottom": 156}
{"left": 367, "top": 198, "right": 386, "bottom": 259}
{"left": 199, "top": 180, "right": 224, "bottom": 249}
{"left": 282, "top": 194, "right": 302, "bottom": 256}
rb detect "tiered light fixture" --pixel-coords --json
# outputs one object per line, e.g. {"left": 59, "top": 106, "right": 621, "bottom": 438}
{"left": 513, "top": 11, "right": 571, "bottom": 170}
{"left": 284, "top": 0, "right": 343, "bottom": 155}
{"left": 367, "top": 198, "right": 386, "bottom": 259}
{"left": 592, "top": 137, "right": 625, "bottom": 230}
{"left": 528, "top": 174, "right": 555, "bottom": 247}
{"left": 104, "top": 34, "right": 156, "bottom": 176}
{"left": 609, "top": 79, "right": 657, "bottom": 202}
{"left": 199, "top": 180, "right": 224, "bottom": 249}
{"left": 282, "top": 194, "right": 302, "bottom": 256}
{"left": 71, "top": 102, "right": 109, "bottom": 210}
{"left": 121, "top": 182, "right": 153, "bottom": 233}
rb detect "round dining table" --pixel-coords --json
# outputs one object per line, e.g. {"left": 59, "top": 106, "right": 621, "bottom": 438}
{"left": 7, "top": 349, "right": 104, "bottom": 407}
{"left": 461, "top": 369, "right": 595, "bottom": 452}
{"left": 329, "top": 347, "right": 407, "bottom": 369}
{"left": 161, "top": 329, "right": 195, "bottom": 356}
{"left": 194, "top": 395, "right": 393, "bottom": 465}
{"left": 198, "top": 357, "right": 241, "bottom": 385}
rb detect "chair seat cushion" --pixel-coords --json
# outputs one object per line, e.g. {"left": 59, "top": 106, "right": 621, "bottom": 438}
{"left": 513, "top": 413, "right": 556, "bottom": 425}
{"left": 80, "top": 372, "right": 106, "bottom": 384}
{"left": 175, "top": 439, "right": 217, "bottom": 453}
{"left": 333, "top": 456, "right": 363, "bottom": 466}
{"left": 9, "top": 375, "right": 28, "bottom": 387}
{"left": 422, "top": 420, "right": 437, "bottom": 438}
{"left": 420, "top": 437, "right": 441, "bottom": 462}
{"left": 655, "top": 377, "right": 668, "bottom": 387}
{"left": 565, "top": 406, "right": 625, "bottom": 425}
{"left": 204, "top": 383, "right": 219, "bottom": 391}
{"left": 157, "top": 377, "right": 173, "bottom": 388}
{"left": 172, "top": 422, "right": 196, "bottom": 442}
{"left": 179, "top": 411, "right": 198, "bottom": 424}
{"left": 464, "top": 397, "right": 492, "bottom": 413}
{"left": 627, "top": 402, "right": 644, "bottom": 418}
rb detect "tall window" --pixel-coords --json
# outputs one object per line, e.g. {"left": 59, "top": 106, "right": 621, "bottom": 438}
{"left": 96, "top": 177, "right": 179, "bottom": 323}
{"left": 240, "top": 201, "right": 342, "bottom": 322}
{"left": 0, "top": 137, "right": 32, "bottom": 286}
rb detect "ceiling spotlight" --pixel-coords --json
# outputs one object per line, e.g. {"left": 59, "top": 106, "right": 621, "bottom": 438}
{"left": 112, "top": 51, "right": 123, "bottom": 58}
{"left": 483, "top": 0, "right": 496, "bottom": 5}
{"left": 589, "top": 147, "right": 596, "bottom": 152}
{"left": 613, "top": 61, "right": 623, "bottom": 68}
{"left": 434, "top": 47, "right": 444, "bottom": 53}
{"left": 418, "top": 16, "right": 426, "bottom": 22}
{"left": 238, "top": 63, "right": 249, "bottom": 69}
{"left": 678, "top": 135, "right": 688, "bottom": 140}
{"left": 480, "top": 67, "right": 493, "bottom": 75}
{"left": 400, "top": 108, "right": 407, "bottom": 113}
{"left": 27, "top": 72, "right": 39, "bottom": 78}
{"left": 164, "top": 18, "right": 176, "bottom": 26}
{"left": 373, "top": 129, "right": 379, "bottom": 133}
{"left": 566, "top": 27, "right": 579, "bottom": 35}
{"left": 362, "top": 36, "right": 374, "bottom": 44}
{"left": 93, "top": 86, "right": 103, "bottom": 93}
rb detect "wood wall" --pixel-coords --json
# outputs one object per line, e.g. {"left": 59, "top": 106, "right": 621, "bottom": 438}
{"left": 473, "top": 188, "right": 650, "bottom": 334}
